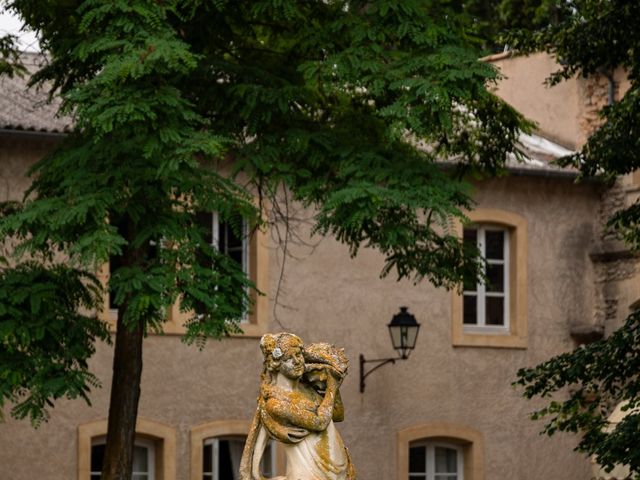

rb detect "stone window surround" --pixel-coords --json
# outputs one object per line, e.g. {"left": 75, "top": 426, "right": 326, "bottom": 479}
{"left": 397, "top": 422, "right": 484, "bottom": 480}
{"left": 98, "top": 215, "right": 269, "bottom": 338}
{"left": 452, "top": 208, "right": 528, "bottom": 349}
{"left": 78, "top": 417, "right": 176, "bottom": 480}
{"left": 189, "top": 419, "right": 286, "bottom": 480}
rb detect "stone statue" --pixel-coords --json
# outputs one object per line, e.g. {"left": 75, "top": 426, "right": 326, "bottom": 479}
{"left": 240, "top": 333, "right": 356, "bottom": 480}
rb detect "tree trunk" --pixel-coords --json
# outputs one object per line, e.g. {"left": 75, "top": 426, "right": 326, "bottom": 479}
{"left": 101, "top": 306, "right": 144, "bottom": 480}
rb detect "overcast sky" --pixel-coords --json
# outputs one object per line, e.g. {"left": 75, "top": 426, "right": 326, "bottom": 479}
{"left": 0, "top": 9, "right": 39, "bottom": 51}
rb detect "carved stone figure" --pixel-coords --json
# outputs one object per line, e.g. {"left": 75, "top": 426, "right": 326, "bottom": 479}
{"left": 240, "top": 333, "right": 356, "bottom": 480}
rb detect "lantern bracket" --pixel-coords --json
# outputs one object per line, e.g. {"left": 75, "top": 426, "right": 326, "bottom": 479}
{"left": 358, "top": 306, "right": 420, "bottom": 393}
{"left": 359, "top": 354, "right": 402, "bottom": 393}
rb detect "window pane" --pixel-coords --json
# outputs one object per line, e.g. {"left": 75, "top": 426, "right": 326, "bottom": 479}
{"left": 91, "top": 475, "right": 101, "bottom": 480}
{"left": 485, "top": 230, "right": 504, "bottom": 259}
{"left": 409, "top": 476, "right": 426, "bottom": 480}
{"left": 195, "top": 212, "right": 214, "bottom": 288}
{"left": 463, "top": 295, "right": 477, "bottom": 325}
{"left": 229, "top": 437, "right": 247, "bottom": 477}
{"left": 91, "top": 444, "right": 105, "bottom": 474}
{"left": 196, "top": 212, "right": 214, "bottom": 245}
{"left": 486, "top": 263, "right": 504, "bottom": 292}
{"left": 463, "top": 268, "right": 477, "bottom": 292}
{"left": 463, "top": 228, "right": 477, "bottom": 246}
{"left": 486, "top": 296, "right": 505, "bottom": 325}
{"left": 132, "top": 475, "right": 148, "bottom": 480}
{"left": 203, "top": 443, "right": 212, "bottom": 474}
{"left": 228, "top": 247, "right": 244, "bottom": 267}
{"left": 108, "top": 254, "right": 124, "bottom": 309}
{"left": 435, "top": 476, "right": 458, "bottom": 480}
{"left": 218, "top": 439, "right": 234, "bottom": 478}
{"left": 409, "top": 446, "right": 426, "bottom": 473}
{"left": 132, "top": 445, "right": 148, "bottom": 472}
{"left": 221, "top": 217, "right": 243, "bottom": 251}
{"left": 435, "top": 447, "right": 457, "bottom": 473}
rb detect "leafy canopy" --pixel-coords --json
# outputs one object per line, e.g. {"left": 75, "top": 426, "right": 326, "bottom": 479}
{"left": 0, "top": 0, "right": 526, "bottom": 425}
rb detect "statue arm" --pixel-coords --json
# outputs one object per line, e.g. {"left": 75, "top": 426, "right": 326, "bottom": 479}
{"left": 267, "top": 377, "right": 339, "bottom": 432}
{"left": 332, "top": 389, "right": 344, "bottom": 422}
{"left": 240, "top": 410, "right": 266, "bottom": 480}
{"left": 251, "top": 425, "right": 269, "bottom": 480}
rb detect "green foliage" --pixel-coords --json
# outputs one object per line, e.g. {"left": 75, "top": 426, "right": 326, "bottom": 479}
{"left": 516, "top": 311, "right": 640, "bottom": 476}
{"left": 0, "top": 33, "right": 26, "bottom": 77}
{"left": 177, "top": 0, "right": 527, "bottom": 286}
{"left": 445, "top": 0, "right": 569, "bottom": 53}
{"left": 0, "top": 262, "right": 109, "bottom": 426}
{"left": 0, "top": 0, "right": 526, "bottom": 425}
{"left": 505, "top": 1, "right": 640, "bottom": 475}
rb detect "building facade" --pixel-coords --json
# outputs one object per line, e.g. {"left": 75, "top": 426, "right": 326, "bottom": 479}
{"left": 0, "top": 52, "right": 636, "bottom": 480}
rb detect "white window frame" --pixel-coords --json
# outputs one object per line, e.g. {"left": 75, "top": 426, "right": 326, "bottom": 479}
{"left": 409, "top": 441, "right": 464, "bottom": 480}
{"left": 210, "top": 212, "right": 250, "bottom": 323}
{"left": 203, "top": 436, "right": 275, "bottom": 479}
{"left": 463, "top": 225, "right": 509, "bottom": 334}
{"left": 211, "top": 212, "right": 249, "bottom": 279}
{"left": 90, "top": 437, "right": 156, "bottom": 480}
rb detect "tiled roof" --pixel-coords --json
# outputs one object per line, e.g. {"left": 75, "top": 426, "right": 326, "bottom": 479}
{"left": 0, "top": 52, "right": 72, "bottom": 133}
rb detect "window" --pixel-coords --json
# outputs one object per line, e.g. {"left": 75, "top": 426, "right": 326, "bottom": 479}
{"left": 190, "top": 420, "right": 284, "bottom": 480}
{"left": 168, "top": 207, "right": 270, "bottom": 336}
{"left": 203, "top": 436, "right": 275, "bottom": 480}
{"left": 409, "top": 442, "right": 463, "bottom": 480}
{"left": 194, "top": 211, "right": 249, "bottom": 321}
{"left": 196, "top": 212, "right": 249, "bottom": 279}
{"left": 397, "top": 422, "right": 484, "bottom": 480}
{"left": 91, "top": 438, "right": 155, "bottom": 480}
{"left": 78, "top": 418, "right": 176, "bottom": 480}
{"left": 462, "top": 226, "right": 509, "bottom": 332}
{"left": 104, "top": 217, "right": 160, "bottom": 314}
{"left": 451, "top": 209, "right": 528, "bottom": 349}
{"left": 100, "top": 207, "right": 270, "bottom": 337}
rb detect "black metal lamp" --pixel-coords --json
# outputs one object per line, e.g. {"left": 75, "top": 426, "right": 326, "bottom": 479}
{"left": 388, "top": 306, "right": 420, "bottom": 359}
{"left": 359, "top": 306, "right": 420, "bottom": 393}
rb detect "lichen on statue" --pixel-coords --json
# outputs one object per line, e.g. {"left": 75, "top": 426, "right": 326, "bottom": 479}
{"left": 240, "top": 333, "right": 356, "bottom": 480}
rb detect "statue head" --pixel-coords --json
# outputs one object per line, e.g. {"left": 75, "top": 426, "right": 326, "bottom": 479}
{"left": 260, "top": 332, "right": 304, "bottom": 380}
{"left": 303, "top": 342, "right": 349, "bottom": 391}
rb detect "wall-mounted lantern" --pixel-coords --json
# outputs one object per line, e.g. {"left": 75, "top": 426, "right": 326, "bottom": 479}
{"left": 359, "top": 306, "right": 420, "bottom": 393}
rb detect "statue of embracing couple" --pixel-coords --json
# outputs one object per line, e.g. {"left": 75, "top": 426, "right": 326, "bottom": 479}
{"left": 240, "top": 332, "right": 356, "bottom": 480}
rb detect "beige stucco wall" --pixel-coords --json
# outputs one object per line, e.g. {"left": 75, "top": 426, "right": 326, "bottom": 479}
{"left": 0, "top": 132, "right": 60, "bottom": 201}
{"left": 489, "top": 52, "right": 631, "bottom": 151}
{"left": 0, "top": 135, "right": 603, "bottom": 480}
{"left": 489, "top": 52, "right": 582, "bottom": 149}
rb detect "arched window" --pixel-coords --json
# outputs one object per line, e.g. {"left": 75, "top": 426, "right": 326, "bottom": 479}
{"left": 397, "top": 422, "right": 484, "bottom": 480}
{"left": 78, "top": 418, "right": 176, "bottom": 480}
{"left": 190, "top": 420, "right": 284, "bottom": 480}
{"left": 202, "top": 435, "right": 275, "bottom": 480}
{"left": 90, "top": 437, "right": 156, "bottom": 480}
{"left": 409, "top": 441, "right": 463, "bottom": 480}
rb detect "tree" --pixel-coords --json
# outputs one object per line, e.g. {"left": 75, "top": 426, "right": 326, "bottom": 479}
{"left": 505, "top": 1, "right": 640, "bottom": 476}
{"left": 0, "top": 1, "right": 526, "bottom": 479}
{"left": 449, "top": 0, "right": 569, "bottom": 53}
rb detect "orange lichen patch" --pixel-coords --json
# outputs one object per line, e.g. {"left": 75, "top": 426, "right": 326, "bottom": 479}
{"left": 303, "top": 343, "right": 349, "bottom": 375}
